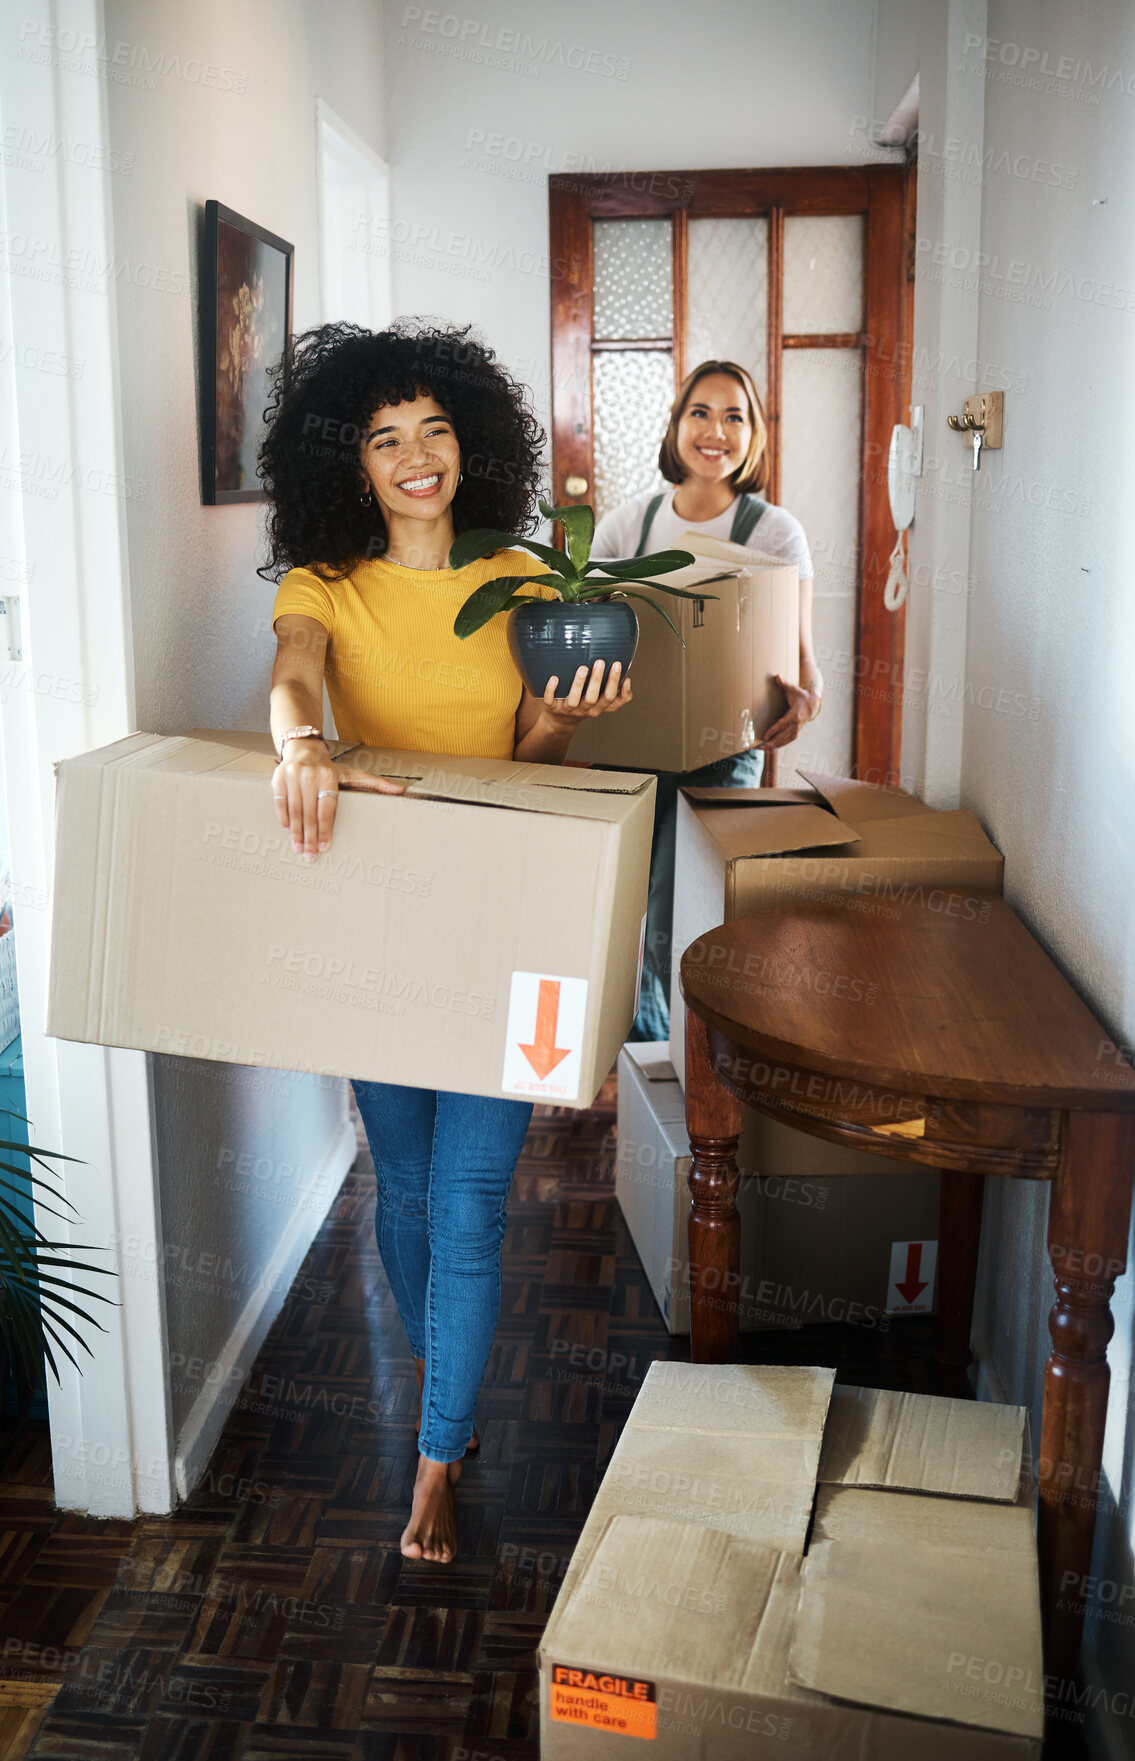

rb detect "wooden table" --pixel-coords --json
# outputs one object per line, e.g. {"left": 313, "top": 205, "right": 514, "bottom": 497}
{"left": 679, "top": 892, "right": 1135, "bottom": 1683}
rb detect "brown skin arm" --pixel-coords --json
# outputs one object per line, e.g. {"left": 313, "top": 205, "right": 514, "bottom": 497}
{"left": 269, "top": 613, "right": 404, "bottom": 862}
{"left": 513, "top": 659, "right": 633, "bottom": 763}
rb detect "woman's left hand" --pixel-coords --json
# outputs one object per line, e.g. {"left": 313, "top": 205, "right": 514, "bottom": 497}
{"left": 757, "top": 674, "right": 822, "bottom": 750}
{"left": 540, "top": 660, "right": 633, "bottom": 724}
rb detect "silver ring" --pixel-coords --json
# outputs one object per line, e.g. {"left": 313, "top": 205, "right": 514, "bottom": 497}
{"left": 317, "top": 790, "right": 336, "bottom": 799}
{"left": 272, "top": 794, "right": 287, "bottom": 801}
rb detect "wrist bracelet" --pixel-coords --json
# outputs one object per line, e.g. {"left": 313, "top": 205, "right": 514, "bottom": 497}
{"left": 278, "top": 725, "right": 327, "bottom": 760}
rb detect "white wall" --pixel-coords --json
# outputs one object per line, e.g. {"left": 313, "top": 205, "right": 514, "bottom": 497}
{"left": 957, "top": 1, "right": 1135, "bottom": 1745}
{"left": 382, "top": 0, "right": 881, "bottom": 443}
{"left": 103, "top": 0, "right": 386, "bottom": 1443}
{"left": 883, "top": 1, "right": 1135, "bottom": 1749}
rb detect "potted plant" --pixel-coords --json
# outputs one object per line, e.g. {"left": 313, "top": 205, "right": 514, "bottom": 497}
{"left": 0, "top": 1113, "right": 118, "bottom": 1425}
{"left": 449, "top": 497, "right": 718, "bottom": 696}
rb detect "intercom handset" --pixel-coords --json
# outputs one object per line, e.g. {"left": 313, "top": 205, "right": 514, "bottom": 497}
{"left": 884, "top": 407, "right": 923, "bottom": 611}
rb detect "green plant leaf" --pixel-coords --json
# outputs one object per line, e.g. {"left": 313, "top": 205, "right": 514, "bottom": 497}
{"left": 36, "top": 1316, "right": 85, "bottom": 1381}
{"left": 0, "top": 1201, "right": 38, "bottom": 1267}
{"left": 23, "top": 1259, "right": 119, "bottom": 1289}
{"left": 0, "top": 1153, "right": 84, "bottom": 1211}
{"left": 613, "top": 589, "right": 686, "bottom": 645}
{"left": 537, "top": 498, "right": 595, "bottom": 575}
{"left": 1, "top": 1265, "right": 116, "bottom": 1390}
{"left": 0, "top": 1125, "right": 118, "bottom": 1388}
{"left": 583, "top": 549, "right": 696, "bottom": 579}
{"left": 0, "top": 1132, "right": 84, "bottom": 1170}
{"left": 453, "top": 575, "right": 560, "bottom": 639}
{"left": 636, "top": 547, "right": 699, "bottom": 571}
{"left": 448, "top": 528, "right": 575, "bottom": 579}
{"left": 0, "top": 1175, "right": 75, "bottom": 1225}
{"left": 4, "top": 1305, "right": 43, "bottom": 1386}
{"left": 584, "top": 578, "right": 717, "bottom": 602}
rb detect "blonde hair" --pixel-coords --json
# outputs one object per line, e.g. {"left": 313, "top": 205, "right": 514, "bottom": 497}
{"left": 658, "top": 359, "right": 769, "bottom": 494}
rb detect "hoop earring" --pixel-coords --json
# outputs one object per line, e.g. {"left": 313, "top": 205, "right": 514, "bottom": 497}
{"left": 359, "top": 485, "right": 374, "bottom": 506}
{"left": 456, "top": 467, "right": 464, "bottom": 487}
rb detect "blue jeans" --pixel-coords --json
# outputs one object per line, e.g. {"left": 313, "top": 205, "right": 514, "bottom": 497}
{"left": 351, "top": 1080, "right": 534, "bottom": 1463}
{"left": 629, "top": 748, "right": 765, "bottom": 1042}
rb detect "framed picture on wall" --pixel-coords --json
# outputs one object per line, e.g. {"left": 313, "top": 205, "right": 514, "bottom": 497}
{"left": 200, "top": 200, "right": 293, "bottom": 504}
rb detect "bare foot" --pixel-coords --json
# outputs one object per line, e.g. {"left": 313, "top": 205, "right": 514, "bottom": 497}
{"left": 413, "top": 1356, "right": 479, "bottom": 1453}
{"left": 400, "top": 1453, "right": 462, "bottom": 1562}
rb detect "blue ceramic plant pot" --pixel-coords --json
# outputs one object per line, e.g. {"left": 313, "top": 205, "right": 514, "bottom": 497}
{"left": 507, "top": 599, "right": 639, "bottom": 698}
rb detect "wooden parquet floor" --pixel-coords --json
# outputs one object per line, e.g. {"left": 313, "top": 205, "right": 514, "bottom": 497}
{"left": 0, "top": 1075, "right": 1038, "bottom": 1758}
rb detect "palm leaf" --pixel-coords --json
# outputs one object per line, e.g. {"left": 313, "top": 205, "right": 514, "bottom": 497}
{"left": 0, "top": 1132, "right": 85, "bottom": 1172}
{"left": 1, "top": 1253, "right": 118, "bottom": 1388}
{"left": 449, "top": 528, "right": 574, "bottom": 578}
{"left": 0, "top": 1126, "right": 118, "bottom": 1390}
{"left": 0, "top": 1175, "right": 75, "bottom": 1226}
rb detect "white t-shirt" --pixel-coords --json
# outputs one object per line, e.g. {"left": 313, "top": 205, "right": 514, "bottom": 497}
{"left": 591, "top": 487, "right": 813, "bottom": 579}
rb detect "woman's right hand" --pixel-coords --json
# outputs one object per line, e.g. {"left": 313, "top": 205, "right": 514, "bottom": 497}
{"left": 271, "top": 742, "right": 405, "bottom": 862}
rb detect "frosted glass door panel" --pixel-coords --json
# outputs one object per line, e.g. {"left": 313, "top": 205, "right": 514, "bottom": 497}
{"left": 783, "top": 216, "right": 864, "bottom": 334}
{"left": 686, "top": 218, "right": 768, "bottom": 395}
{"left": 593, "top": 220, "right": 673, "bottom": 339}
{"left": 592, "top": 351, "right": 672, "bottom": 520}
{"left": 779, "top": 348, "right": 864, "bottom": 782}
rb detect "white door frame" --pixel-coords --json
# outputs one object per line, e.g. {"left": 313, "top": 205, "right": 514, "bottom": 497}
{"left": 0, "top": 0, "right": 175, "bottom": 1515}
{"left": 315, "top": 96, "right": 392, "bottom": 328}
{"left": 900, "top": 0, "right": 987, "bottom": 807}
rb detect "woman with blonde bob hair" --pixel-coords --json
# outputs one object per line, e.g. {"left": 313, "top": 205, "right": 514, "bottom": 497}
{"left": 592, "top": 359, "right": 823, "bottom": 1039}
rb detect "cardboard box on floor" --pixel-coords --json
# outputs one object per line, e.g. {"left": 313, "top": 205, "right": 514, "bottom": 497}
{"left": 568, "top": 533, "right": 799, "bottom": 773}
{"left": 616, "top": 1043, "right": 939, "bottom": 1332}
{"left": 540, "top": 1363, "right": 1043, "bottom": 1759}
{"left": 46, "top": 730, "right": 655, "bottom": 1108}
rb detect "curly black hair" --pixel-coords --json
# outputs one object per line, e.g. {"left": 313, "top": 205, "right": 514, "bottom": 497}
{"left": 257, "top": 319, "right": 546, "bottom": 581}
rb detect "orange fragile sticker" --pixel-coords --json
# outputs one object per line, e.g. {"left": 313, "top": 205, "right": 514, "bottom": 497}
{"left": 550, "top": 1665, "right": 657, "bottom": 1739}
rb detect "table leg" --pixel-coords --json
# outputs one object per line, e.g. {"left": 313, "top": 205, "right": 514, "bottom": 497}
{"left": 1039, "top": 1111, "right": 1135, "bottom": 1684}
{"left": 684, "top": 1010, "right": 744, "bottom": 1364}
{"left": 933, "top": 1169, "right": 985, "bottom": 1397}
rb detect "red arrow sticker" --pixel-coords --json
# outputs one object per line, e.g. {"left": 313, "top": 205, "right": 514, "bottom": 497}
{"left": 502, "top": 972, "right": 588, "bottom": 1100}
{"left": 518, "top": 979, "right": 572, "bottom": 1079}
{"left": 886, "top": 1239, "right": 938, "bottom": 1315}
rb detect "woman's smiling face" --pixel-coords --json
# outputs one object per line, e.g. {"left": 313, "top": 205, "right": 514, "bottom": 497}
{"left": 674, "top": 371, "right": 753, "bottom": 484}
{"left": 359, "top": 390, "right": 461, "bottom": 525}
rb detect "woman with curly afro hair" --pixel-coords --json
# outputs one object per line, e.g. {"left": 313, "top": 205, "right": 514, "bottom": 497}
{"left": 260, "top": 320, "right": 630, "bottom": 1565}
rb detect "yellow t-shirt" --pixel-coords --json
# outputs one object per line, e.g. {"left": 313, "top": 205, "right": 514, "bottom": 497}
{"left": 271, "top": 550, "right": 557, "bottom": 760}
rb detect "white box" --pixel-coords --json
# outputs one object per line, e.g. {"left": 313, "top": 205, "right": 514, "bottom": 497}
{"left": 616, "top": 1043, "right": 763, "bottom": 1333}
{"left": 616, "top": 1044, "right": 939, "bottom": 1332}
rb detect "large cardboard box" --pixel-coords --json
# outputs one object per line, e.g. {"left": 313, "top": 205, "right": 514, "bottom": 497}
{"left": 669, "top": 768, "right": 1005, "bottom": 1087}
{"left": 540, "top": 1364, "right": 1043, "bottom": 1759}
{"left": 616, "top": 1044, "right": 939, "bottom": 1332}
{"left": 46, "top": 731, "right": 655, "bottom": 1108}
{"left": 569, "top": 535, "right": 799, "bottom": 773}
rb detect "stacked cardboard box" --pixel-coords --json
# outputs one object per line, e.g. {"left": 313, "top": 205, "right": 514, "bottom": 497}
{"left": 540, "top": 1364, "right": 1043, "bottom": 1759}
{"left": 568, "top": 541, "right": 799, "bottom": 773}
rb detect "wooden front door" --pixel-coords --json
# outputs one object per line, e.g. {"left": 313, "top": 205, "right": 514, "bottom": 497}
{"left": 548, "top": 166, "right": 913, "bottom": 786}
